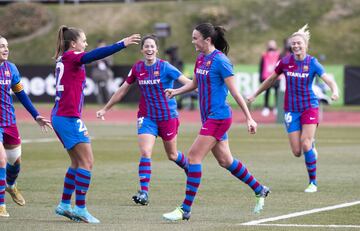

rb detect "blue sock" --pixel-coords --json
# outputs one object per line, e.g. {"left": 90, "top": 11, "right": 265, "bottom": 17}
{"left": 61, "top": 167, "right": 76, "bottom": 205}
{"left": 227, "top": 159, "right": 263, "bottom": 194}
{"left": 139, "top": 157, "right": 151, "bottom": 193}
{"left": 182, "top": 164, "right": 202, "bottom": 212}
{"left": 75, "top": 168, "right": 91, "bottom": 208}
{"left": 0, "top": 168, "right": 6, "bottom": 206}
{"left": 304, "top": 149, "right": 317, "bottom": 185}
{"left": 6, "top": 162, "right": 20, "bottom": 186}
{"left": 174, "top": 151, "right": 189, "bottom": 173}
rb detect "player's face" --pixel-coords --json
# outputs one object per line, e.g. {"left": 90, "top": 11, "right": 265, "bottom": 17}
{"left": 290, "top": 35, "right": 307, "bottom": 57}
{"left": 141, "top": 38, "right": 158, "bottom": 63}
{"left": 73, "top": 32, "right": 88, "bottom": 52}
{"left": 0, "top": 38, "right": 9, "bottom": 63}
{"left": 192, "top": 29, "right": 210, "bottom": 53}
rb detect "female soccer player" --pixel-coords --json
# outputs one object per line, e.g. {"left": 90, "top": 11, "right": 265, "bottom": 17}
{"left": 96, "top": 35, "right": 192, "bottom": 206}
{"left": 248, "top": 25, "right": 339, "bottom": 193}
{"left": 162, "top": 23, "right": 270, "bottom": 221}
{"left": 0, "top": 35, "right": 52, "bottom": 217}
{"left": 52, "top": 25, "right": 140, "bottom": 223}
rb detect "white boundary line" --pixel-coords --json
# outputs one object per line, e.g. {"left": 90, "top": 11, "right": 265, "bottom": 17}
{"left": 248, "top": 224, "right": 360, "bottom": 228}
{"left": 22, "top": 138, "right": 59, "bottom": 144}
{"left": 240, "top": 200, "right": 360, "bottom": 226}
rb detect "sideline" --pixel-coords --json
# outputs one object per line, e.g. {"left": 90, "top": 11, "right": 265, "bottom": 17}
{"left": 240, "top": 200, "right": 360, "bottom": 226}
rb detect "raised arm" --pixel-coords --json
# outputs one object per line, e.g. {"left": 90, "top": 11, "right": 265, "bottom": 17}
{"left": 225, "top": 76, "right": 257, "bottom": 134}
{"left": 96, "top": 82, "right": 132, "bottom": 120}
{"left": 81, "top": 34, "right": 141, "bottom": 64}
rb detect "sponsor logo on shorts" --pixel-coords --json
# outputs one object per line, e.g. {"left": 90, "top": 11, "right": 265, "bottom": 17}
{"left": 166, "top": 132, "right": 174, "bottom": 136}
{"left": 310, "top": 117, "right": 316, "bottom": 120}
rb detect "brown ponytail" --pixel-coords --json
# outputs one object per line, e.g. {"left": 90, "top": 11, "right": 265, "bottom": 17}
{"left": 54, "top": 25, "right": 83, "bottom": 59}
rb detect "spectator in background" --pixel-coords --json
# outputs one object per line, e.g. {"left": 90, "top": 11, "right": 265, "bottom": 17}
{"left": 91, "top": 39, "right": 114, "bottom": 104}
{"left": 259, "top": 40, "right": 280, "bottom": 116}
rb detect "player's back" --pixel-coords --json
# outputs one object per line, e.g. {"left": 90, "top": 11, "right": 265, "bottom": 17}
{"left": 52, "top": 50, "right": 86, "bottom": 118}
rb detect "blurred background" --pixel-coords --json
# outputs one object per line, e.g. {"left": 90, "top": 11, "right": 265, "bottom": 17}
{"left": 1, "top": 0, "right": 359, "bottom": 119}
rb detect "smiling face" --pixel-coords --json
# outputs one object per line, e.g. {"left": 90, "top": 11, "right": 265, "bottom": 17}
{"left": 71, "top": 32, "right": 88, "bottom": 52}
{"left": 141, "top": 38, "right": 158, "bottom": 65}
{"left": 192, "top": 29, "right": 211, "bottom": 53}
{"left": 290, "top": 35, "right": 307, "bottom": 58}
{"left": 0, "top": 37, "right": 9, "bottom": 64}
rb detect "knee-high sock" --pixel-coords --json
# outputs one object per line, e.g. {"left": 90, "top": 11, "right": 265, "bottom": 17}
{"left": 174, "top": 151, "right": 189, "bottom": 173}
{"left": 304, "top": 149, "right": 317, "bottom": 185}
{"left": 182, "top": 164, "right": 201, "bottom": 212}
{"left": 6, "top": 162, "right": 20, "bottom": 186}
{"left": 227, "top": 159, "right": 263, "bottom": 194}
{"left": 61, "top": 167, "right": 76, "bottom": 205}
{"left": 0, "top": 168, "right": 5, "bottom": 206}
{"left": 139, "top": 157, "right": 151, "bottom": 193}
{"left": 75, "top": 168, "right": 91, "bottom": 208}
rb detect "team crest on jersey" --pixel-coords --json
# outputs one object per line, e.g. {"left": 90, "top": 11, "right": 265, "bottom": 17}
{"left": 303, "top": 65, "right": 309, "bottom": 72}
{"left": 4, "top": 70, "right": 10, "bottom": 77}
{"left": 206, "top": 61, "right": 212, "bottom": 67}
{"left": 154, "top": 71, "right": 160, "bottom": 76}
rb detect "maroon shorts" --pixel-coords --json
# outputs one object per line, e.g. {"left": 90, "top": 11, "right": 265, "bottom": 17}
{"left": 0, "top": 124, "right": 21, "bottom": 145}
{"left": 199, "top": 118, "right": 232, "bottom": 141}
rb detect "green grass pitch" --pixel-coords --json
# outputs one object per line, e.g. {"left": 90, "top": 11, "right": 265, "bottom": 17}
{"left": 1, "top": 122, "right": 359, "bottom": 231}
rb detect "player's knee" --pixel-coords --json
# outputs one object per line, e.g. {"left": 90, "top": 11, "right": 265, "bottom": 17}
{"left": 216, "top": 157, "right": 232, "bottom": 168}
{"left": 0, "top": 156, "right": 7, "bottom": 167}
{"left": 6, "top": 146, "right": 21, "bottom": 165}
{"left": 291, "top": 148, "right": 302, "bottom": 157}
{"left": 167, "top": 152, "right": 178, "bottom": 161}
{"left": 301, "top": 138, "right": 312, "bottom": 152}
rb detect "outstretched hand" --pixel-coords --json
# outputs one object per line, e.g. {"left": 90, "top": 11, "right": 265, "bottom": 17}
{"left": 35, "top": 115, "right": 53, "bottom": 132}
{"left": 96, "top": 109, "right": 106, "bottom": 121}
{"left": 121, "top": 34, "right": 141, "bottom": 47}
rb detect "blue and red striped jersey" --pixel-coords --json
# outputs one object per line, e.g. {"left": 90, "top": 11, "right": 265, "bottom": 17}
{"left": 275, "top": 54, "right": 325, "bottom": 112}
{"left": 0, "top": 61, "right": 22, "bottom": 126}
{"left": 194, "top": 50, "right": 233, "bottom": 123}
{"left": 52, "top": 50, "right": 86, "bottom": 118}
{"left": 126, "top": 59, "right": 181, "bottom": 121}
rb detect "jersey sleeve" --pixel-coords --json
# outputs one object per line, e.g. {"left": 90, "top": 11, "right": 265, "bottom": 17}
{"left": 125, "top": 65, "right": 137, "bottom": 84}
{"left": 216, "top": 55, "right": 234, "bottom": 79}
{"left": 274, "top": 59, "right": 283, "bottom": 75}
{"left": 9, "top": 63, "right": 21, "bottom": 86}
{"left": 164, "top": 61, "right": 182, "bottom": 80}
{"left": 312, "top": 57, "right": 325, "bottom": 78}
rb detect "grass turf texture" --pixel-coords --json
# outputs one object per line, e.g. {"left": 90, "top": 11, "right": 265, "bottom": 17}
{"left": 0, "top": 123, "right": 359, "bottom": 231}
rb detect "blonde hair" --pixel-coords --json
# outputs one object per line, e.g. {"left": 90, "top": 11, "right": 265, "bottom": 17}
{"left": 290, "top": 24, "right": 310, "bottom": 46}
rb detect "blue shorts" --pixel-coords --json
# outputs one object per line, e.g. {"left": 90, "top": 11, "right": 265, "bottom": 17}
{"left": 137, "top": 117, "right": 179, "bottom": 141}
{"left": 52, "top": 115, "right": 90, "bottom": 150}
{"left": 284, "top": 108, "right": 319, "bottom": 133}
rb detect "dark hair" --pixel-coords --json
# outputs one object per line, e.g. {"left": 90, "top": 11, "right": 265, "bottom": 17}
{"left": 54, "top": 25, "right": 83, "bottom": 59}
{"left": 195, "top": 23, "right": 229, "bottom": 55}
{"left": 141, "top": 34, "right": 159, "bottom": 49}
